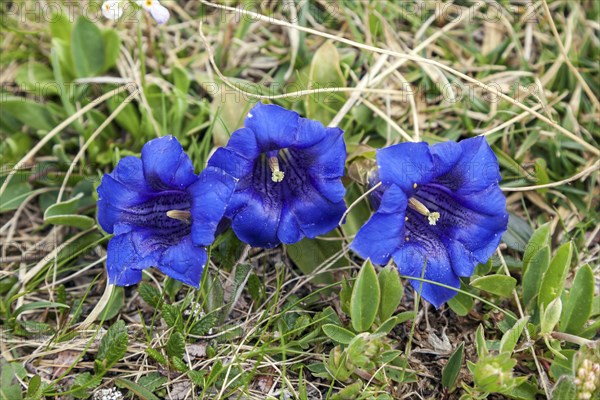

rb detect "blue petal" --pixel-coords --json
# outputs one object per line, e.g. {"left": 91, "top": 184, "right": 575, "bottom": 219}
{"left": 282, "top": 151, "right": 346, "bottom": 238}
{"left": 350, "top": 185, "right": 407, "bottom": 265}
{"left": 207, "top": 147, "right": 253, "bottom": 179}
{"left": 430, "top": 140, "right": 462, "bottom": 176}
{"left": 230, "top": 188, "right": 282, "bottom": 248}
{"left": 245, "top": 103, "right": 299, "bottom": 151}
{"left": 158, "top": 236, "right": 207, "bottom": 287}
{"left": 189, "top": 166, "right": 238, "bottom": 246}
{"left": 106, "top": 231, "right": 160, "bottom": 286}
{"left": 141, "top": 135, "right": 198, "bottom": 191}
{"left": 393, "top": 243, "right": 460, "bottom": 308}
{"left": 416, "top": 183, "right": 507, "bottom": 264}
{"left": 294, "top": 120, "right": 346, "bottom": 202}
{"left": 377, "top": 142, "right": 435, "bottom": 196}
{"left": 434, "top": 136, "right": 501, "bottom": 194}
{"left": 226, "top": 127, "right": 261, "bottom": 159}
{"left": 97, "top": 156, "right": 151, "bottom": 234}
{"left": 277, "top": 203, "right": 303, "bottom": 244}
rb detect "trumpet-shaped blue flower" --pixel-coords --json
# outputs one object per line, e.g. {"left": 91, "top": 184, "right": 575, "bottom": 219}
{"left": 97, "top": 136, "right": 236, "bottom": 287}
{"left": 351, "top": 137, "right": 508, "bottom": 308}
{"left": 207, "top": 102, "right": 347, "bottom": 248}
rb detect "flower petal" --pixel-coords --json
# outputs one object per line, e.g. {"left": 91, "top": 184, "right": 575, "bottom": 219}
{"left": 245, "top": 103, "right": 299, "bottom": 151}
{"left": 224, "top": 127, "right": 260, "bottom": 160}
{"left": 141, "top": 135, "right": 197, "bottom": 191}
{"left": 416, "top": 183, "right": 507, "bottom": 263}
{"left": 434, "top": 136, "right": 501, "bottom": 194}
{"left": 189, "top": 166, "right": 238, "bottom": 246}
{"left": 393, "top": 243, "right": 460, "bottom": 309}
{"left": 97, "top": 156, "right": 151, "bottom": 234}
{"left": 376, "top": 142, "right": 435, "bottom": 195}
{"left": 277, "top": 203, "right": 303, "bottom": 244}
{"left": 206, "top": 147, "right": 253, "bottom": 180}
{"left": 351, "top": 184, "right": 407, "bottom": 265}
{"left": 282, "top": 150, "right": 346, "bottom": 238}
{"left": 102, "top": 0, "right": 124, "bottom": 20}
{"left": 430, "top": 140, "right": 462, "bottom": 176}
{"left": 106, "top": 231, "right": 160, "bottom": 286}
{"left": 149, "top": 2, "right": 170, "bottom": 24}
{"left": 158, "top": 236, "right": 207, "bottom": 287}
{"left": 231, "top": 189, "right": 282, "bottom": 248}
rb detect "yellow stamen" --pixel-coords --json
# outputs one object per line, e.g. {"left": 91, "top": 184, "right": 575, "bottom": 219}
{"left": 269, "top": 156, "right": 285, "bottom": 182}
{"left": 413, "top": 183, "right": 417, "bottom": 189}
{"left": 166, "top": 210, "right": 191, "bottom": 223}
{"left": 408, "top": 197, "right": 440, "bottom": 226}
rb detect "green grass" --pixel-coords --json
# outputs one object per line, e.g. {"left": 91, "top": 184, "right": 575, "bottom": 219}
{"left": 1, "top": 1, "right": 599, "bottom": 399}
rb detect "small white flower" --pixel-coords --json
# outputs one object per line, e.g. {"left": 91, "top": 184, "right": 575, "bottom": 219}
{"left": 136, "top": 0, "right": 170, "bottom": 25}
{"left": 102, "top": 0, "right": 124, "bottom": 21}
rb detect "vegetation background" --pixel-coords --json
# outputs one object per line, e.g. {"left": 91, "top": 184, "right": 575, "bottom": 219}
{"left": 0, "top": 0, "right": 598, "bottom": 399}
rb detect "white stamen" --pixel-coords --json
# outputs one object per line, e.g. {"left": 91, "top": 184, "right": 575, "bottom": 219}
{"left": 166, "top": 210, "right": 191, "bottom": 223}
{"left": 268, "top": 156, "right": 285, "bottom": 182}
{"left": 408, "top": 197, "right": 440, "bottom": 226}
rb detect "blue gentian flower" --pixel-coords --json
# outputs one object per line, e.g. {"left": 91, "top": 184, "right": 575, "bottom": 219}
{"left": 351, "top": 137, "right": 508, "bottom": 308}
{"left": 97, "top": 136, "right": 236, "bottom": 287}
{"left": 207, "top": 102, "right": 347, "bottom": 248}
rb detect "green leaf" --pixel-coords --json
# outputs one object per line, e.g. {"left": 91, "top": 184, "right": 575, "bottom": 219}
{"left": 95, "top": 319, "right": 128, "bottom": 374}
{"left": 305, "top": 41, "right": 347, "bottom": 124}
{"left": 538, "top": 242, "right": 572, "bottom": 309}
{"left": 377, "top": 265, "right": 403, "bottom": 322}
{"left": 98, "top": 286, "right": 124, "bottom": 321}
{"left": 447, "top": 286, "right": 474, "bottom": 316}
{"left": 166, "top": 331, "right": 185, "bottom": 359}
{"left": 115, "top": 378, "right": 160, "bottom": 400}
{"left": 138, "top": 282, "right": 162, "bottom": 309}
{"left": 0, "top": 179, "right": 32, "bottom": 213}
{"left": 26, "top": 375, "right": 42, "bottom": 400}
{"left": 442, "top": 342, "right": 464, "bottom": 389}
{"left": 475, "top": 324, "right": 488, "bottom": 358}
{"left": 552, "top": 376, "right": 577, "bottom": 400}
{"left": 374, "top": 316, "right": 399, "bottom": 335}
{"left": 541, "top": 297, "right": 562, "bottom": 335}
{"left": 521, "top": 246, "right": 550, "bottom": 307}
{"left": 522, "top": 223, "right": 551, "bottom": 275}
{"left": 0, "top": 98, "right": 57, "bottom": 131}
{"left": 71, "top": 17, "right": 105, "bottom": 77}
{"left": 70, "top": 372, "right": 102, "bottom": 399}
{"left": 49, "top": 12, "right": 72, "bottom": 41}
{"left": 350, "top": 260, "right": 380, "bottom": 332}
{"left": 0, "top": 363, "right": 24, "bottom": 400}
{"left": 499, "top": 316, "right": 529, "bottom": 354}
{"left": 561, "top": 264, "right": 594, "bottom": 334}
{"left": 146, "top": 348, "right": 167, "bottom": 365}
{"left": 322, "top": 324, "right": 355, "bottom": 345}
{"left": 161, "top": 304, "right": 181, "bottom": 329}
{"left": 470, "top": 275, "right": 516, "bottom": 298}
{"left": 286, "top": 235, "right": 343, "bottom": 285}
{"left": 137, "top": 373, "right": 167, "bottom": 393}
{"left": 44, "top": 193, "right": 95, "bottom": 229}
{"left": 13, "top": 301, "right": 69, "bottom": 317}
{"left": 102, "top": 29, "right": 121, "bottom": 72}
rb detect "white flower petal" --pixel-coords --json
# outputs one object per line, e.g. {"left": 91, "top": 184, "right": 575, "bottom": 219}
{"left": 149, "top": 2, "right": 170, "bottom": 25}
{"left": 102, "top": 0, "right": 124, "bottom": 21}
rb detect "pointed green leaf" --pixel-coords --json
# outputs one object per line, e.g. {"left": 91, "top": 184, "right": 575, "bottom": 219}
{"left": 541, "top": 297, "right": 562, "bottom": 335}
{"left": 350, "top": 260, "right": 380, "bottom": 332}
{"left": 322, "top": 324, "right": 355, "bottom": 345}
{"left": 521, "top": 246, "right": 550, "bottom": 307}
{"left": 522, "top": 223, "right": 551, "bottom": 275}
{"left": 442, "top": 342, "right": 464, "bottom": 388}
{"left": 470, "top": 275, "right": 516, "bottom": 298}
{"left": 538, "top": 242, "right": 572, "bottom": 309}
{"left": 71, "top": 17, "right": 105, "bottom": 77}
{"left": 499, "top": 316, "right": 529, "bottom": 354}
{"left": 561, "top": 264, "right": 594, "bottom": 334}
{"left": 44, "top": 193, "right": 95, "bottom": 229}
{"left": 378, "top": 265, "right": 403, "bottom": 322}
